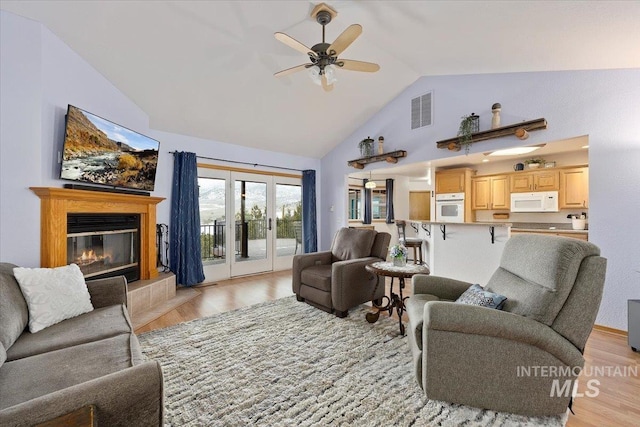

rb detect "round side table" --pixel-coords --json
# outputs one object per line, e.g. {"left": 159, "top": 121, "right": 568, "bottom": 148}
{"left": 365, "top": 261, "right": 430, "bottom": 335}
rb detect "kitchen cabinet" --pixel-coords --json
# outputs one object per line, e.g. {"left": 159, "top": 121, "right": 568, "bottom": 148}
{"left": 510, "top": 170, "right": 559, "bottom": 192}
{"left": 435, "top": 168, "right": 474, "bottom": 194}
{"left": 471, "top": 175, "right": 509, "bottom": 210}
{"left": 409, "top": 191, "right": 431, "bottom": 220}
{"left": 560, "top": 167, "right": 589, "bottom": 208}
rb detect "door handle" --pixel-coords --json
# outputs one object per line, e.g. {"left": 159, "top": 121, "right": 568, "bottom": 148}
{"left": 268, "top": 218, "right": 272, "bottom": 231}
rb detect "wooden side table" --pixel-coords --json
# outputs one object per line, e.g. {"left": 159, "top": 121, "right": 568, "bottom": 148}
{"left": 365, "top": 261, "right": 430, "bottom": 335}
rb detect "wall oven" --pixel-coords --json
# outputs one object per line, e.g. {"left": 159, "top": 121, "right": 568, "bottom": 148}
{"left": 435, "top": 192, "right": 465, "bottom": 223}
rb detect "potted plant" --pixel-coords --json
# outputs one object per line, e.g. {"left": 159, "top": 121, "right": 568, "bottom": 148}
{"left": 456, "top": 113, "right": 479, "bottom": 154}
{"left": 358, "top": 136, "right": 375, "bottom": 158}
{"left": 389, "top": 244, "right": 408, "bottom": 267}
{"left": 524, "top": 158, "right": 545, "bottom": 169}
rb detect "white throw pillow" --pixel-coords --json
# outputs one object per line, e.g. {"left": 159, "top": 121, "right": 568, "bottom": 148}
{"left": 13, "top": 264, "right": 94, "bottom": 333}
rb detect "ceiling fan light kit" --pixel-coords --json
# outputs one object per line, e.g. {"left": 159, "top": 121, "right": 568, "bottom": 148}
{"left": 274, "top": 2, "right": 379, "bottom": 91}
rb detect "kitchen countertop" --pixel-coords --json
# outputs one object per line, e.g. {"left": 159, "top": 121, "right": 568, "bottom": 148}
{"left": 410, "top": 221, "right": 588, "bottom": 233}
{"left": 414, "top": 221, "right": 511, "bottom": 227}
{"left": 509, "top": 222, "right": 589, "bottom": 234}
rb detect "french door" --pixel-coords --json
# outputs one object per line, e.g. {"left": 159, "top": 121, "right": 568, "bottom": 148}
{"left": 198, "top": 167, "right": 301, "bottom": 282}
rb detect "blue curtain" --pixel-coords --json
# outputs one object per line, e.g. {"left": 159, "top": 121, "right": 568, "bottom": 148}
{"left": 385, "top": 178, "right": 395, "bottom": 224}
{"left": 302, "top": 170, "right": 317, "bottom": 253}
{"left": 170, "top": 152, "right": 205, "bottom": 286}
{"left": 363, "top": 179, "right": 372, "bottom": 224}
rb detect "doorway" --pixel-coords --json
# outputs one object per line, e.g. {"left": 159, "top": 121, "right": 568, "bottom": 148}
{"left": 198, "top": 166, "right": 301, "bottom": 282}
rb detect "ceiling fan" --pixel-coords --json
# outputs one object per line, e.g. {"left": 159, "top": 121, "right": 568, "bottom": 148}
{"left": 274, "top": 3, "right": 380, "bottom": 92}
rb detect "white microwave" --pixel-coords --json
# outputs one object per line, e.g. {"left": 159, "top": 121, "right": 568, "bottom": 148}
{"left": 511, "top": 191, "right": 559, "bottom": 212}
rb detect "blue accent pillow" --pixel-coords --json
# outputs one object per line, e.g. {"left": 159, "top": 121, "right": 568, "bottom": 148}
{"left": 455, "top": 284, "right": 507, "bottom": 310}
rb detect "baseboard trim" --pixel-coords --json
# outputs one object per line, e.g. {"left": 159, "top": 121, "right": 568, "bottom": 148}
{"left": 593, "top": 324, "right": 628, "bottom": 336}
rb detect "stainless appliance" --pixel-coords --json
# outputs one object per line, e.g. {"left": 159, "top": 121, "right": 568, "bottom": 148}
{"left": 510, "top": 191, "right": 559, "bottom": 212}
{"left": 435, "top": 192, "right": 465, "bottom": 223}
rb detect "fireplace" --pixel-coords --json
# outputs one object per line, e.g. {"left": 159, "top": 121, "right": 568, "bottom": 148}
{"left": 67, "top": 214, "right": 140, "bottom": 282}
{"left": 31, "top": 187, "right": 164, "bottom": 280}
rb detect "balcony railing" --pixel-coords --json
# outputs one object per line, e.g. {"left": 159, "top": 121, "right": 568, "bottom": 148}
{"left": 200, "top": 218, "right": 300, "bottom": 261}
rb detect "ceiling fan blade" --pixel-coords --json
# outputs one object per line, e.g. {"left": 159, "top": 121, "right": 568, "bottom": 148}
{"left": 327, "top": 24, "right": 362, "bottom": 56}
{"left": 274, "top": 64, "right": 310, "bottom": 77}
{"left": 321, "top": 74, "right": 334, "bottom": 92}
{"left": 338, "top": 59, "right": 380, "bottom": 73}
{"left": 274, "top": 32, "right": 316, "bottom": 58}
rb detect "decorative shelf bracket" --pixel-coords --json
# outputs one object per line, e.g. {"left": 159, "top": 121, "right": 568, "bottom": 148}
{"left": 489, "top": 226, "right": 495, "bottom": 244}
{"left": 421, "top": 223, "right": 431, "bottom": 236}
{"left": 410, "top": 222, "right": 419, "bottom": 233}
{"left": 348, "top": 150, "right": 407, "bottom": 169}
{"left": 440, "top": 224, "right": 446, "bottom": 240}
{"left": 436, "top": 118, "right": 547, "bottom": 150}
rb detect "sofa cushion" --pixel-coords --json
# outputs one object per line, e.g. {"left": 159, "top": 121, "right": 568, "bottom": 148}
{"left": 6, "top": 304, "right": 134, "bottom": 362}
{"left": 405, "top": 293, "right": 441, "bottom": 351}
{"left": 0, "top": 333, "right": 142, "bottom": 410}
{"left": 331, "top": 228, "right": 376, "bottom": 261}
{"left": 0, "top": 263, "right": 29, "bottom": 351}
{"left": 486, "top": 235, "right": 600, "bottom": 325}
{"left": 300, "top": 264, "right": 332, "bottom": 292}
{"left": 13, "top": 264, "right": 94, "bottom": 333}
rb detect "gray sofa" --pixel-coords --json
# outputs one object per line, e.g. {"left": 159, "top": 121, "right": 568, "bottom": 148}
{"left": 0, "top": 262, "right": 164, "bottom": 426}
{"left": 405, "top": 234, "right": 607, "bottom": 416}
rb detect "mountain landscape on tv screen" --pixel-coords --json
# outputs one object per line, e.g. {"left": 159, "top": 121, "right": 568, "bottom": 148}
{"left": 61, "top": 106, "right": 158, "bottom": 191}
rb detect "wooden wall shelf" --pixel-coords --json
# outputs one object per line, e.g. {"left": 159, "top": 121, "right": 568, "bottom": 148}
{"left": 348, "top": 150, "right": 407, "bottom": 169}
{"left": 436, "top": 118, "right": 547, "bottom": 150}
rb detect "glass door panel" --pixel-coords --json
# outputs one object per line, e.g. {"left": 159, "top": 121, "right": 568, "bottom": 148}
{"left": 273, "top": 181, "right": 302, "bottom": 270}
{"left": 231, "top": 172, "right": 272, "bottom": 276}
{"left": 198, "top": 169, "right": 232, "bottom": 282}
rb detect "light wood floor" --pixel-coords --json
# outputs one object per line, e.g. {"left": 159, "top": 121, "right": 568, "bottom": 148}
{"left": 135, "top": 271, "right": 639, "bottom": 426}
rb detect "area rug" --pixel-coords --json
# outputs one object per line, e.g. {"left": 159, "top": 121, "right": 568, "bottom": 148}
{"left": 138, "top": 296, "right": 566, "bottom": 426}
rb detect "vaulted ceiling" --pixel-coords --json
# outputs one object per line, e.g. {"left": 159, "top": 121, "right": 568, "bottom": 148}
{"left": 2, "top": 1, "right": 639, "bottom": 158}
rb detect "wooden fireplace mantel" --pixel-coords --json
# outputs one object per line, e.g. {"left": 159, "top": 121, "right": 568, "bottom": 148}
{"left": 30, "top": 187, "right": 165, "bottom": 280}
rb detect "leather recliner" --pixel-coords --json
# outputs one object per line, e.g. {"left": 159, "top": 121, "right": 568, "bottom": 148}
{"left": 292, "top": 227, "right": 391, "bottom": 317}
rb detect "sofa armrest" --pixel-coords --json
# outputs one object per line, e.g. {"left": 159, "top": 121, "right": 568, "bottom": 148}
{"left": 412, "top": 274, "right": 472, "bottom": 300}
{"left": 0, "top": 361, "right": 163, "bottom": 427}
{"left": 330, "top": 257, "right": 382, "bottom": 311}
{"left": 424, "top": 301, "right": 584, "bottom": 367}
{"left": 292, "top": 251, "right": 332, "bottom": 294}
{"left": 85, "top": 276, "right": 128, "bottom": 309}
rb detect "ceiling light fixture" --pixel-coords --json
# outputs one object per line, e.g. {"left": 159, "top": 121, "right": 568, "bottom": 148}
{"left": 486, "top": 143, "right": 546, "bottom": 156}
{"left": 364, "top": 171, "right": 377, "bottom": 189}
{"left": 308, "top": 65, "right": 322, "bottom": 85}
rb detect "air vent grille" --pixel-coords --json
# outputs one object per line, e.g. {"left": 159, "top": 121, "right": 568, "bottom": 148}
{"left": 411, "top": 91, "right": 433, "bottom": 129}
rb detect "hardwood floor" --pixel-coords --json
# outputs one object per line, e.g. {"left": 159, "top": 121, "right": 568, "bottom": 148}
{"left": 135, "top": 271, "right": 639, "bottom": 426}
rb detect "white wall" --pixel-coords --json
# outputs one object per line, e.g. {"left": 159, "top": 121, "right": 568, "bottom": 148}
{"left": 0, "top": 11, "right": 321, "bottom": 268}
{"left": 320, "top": 69, "right": 640, "bottom": 331}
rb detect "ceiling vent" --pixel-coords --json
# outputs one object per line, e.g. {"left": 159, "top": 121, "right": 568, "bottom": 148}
{"left": 411, "top": 91, "right": 433, "bottom": 130}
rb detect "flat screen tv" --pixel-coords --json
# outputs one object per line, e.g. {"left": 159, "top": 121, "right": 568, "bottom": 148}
{"left": 60, "top": 105, "right": 160, "bottom": 191}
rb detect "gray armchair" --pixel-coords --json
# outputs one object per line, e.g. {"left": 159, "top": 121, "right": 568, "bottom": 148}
{"left": 292, "top": 227, "right": 391, "bottom": 317}
{"left": 405, "top": 234, "right": 607, "bottom": 416}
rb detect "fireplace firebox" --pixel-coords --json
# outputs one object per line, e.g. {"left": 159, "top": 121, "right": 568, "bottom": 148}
{"left": 67, "top": 214, "right": 140, "bottom": 282}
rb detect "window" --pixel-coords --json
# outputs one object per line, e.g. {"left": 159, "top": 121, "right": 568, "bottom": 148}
{"left": 372, "top": 189, "right": 387, "bottom": 220}
{"left": 348, "top": 187, "right": 362, "bottom": 220}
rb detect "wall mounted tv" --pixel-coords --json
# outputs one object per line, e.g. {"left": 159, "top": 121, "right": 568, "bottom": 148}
{"left": 60, "top": 105, "right": 160, "bottom": 192}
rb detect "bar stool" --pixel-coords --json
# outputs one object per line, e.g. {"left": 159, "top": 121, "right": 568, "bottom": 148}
{"left": 396, "top": 220, "right": 423, "bottom": 265}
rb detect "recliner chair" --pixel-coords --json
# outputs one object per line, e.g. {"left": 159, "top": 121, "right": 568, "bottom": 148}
{"left": 292, "top": 227, "right": 391, "bottom": 317}
{"left": 405, "top": 234, "right": 607, "bottom": 416}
